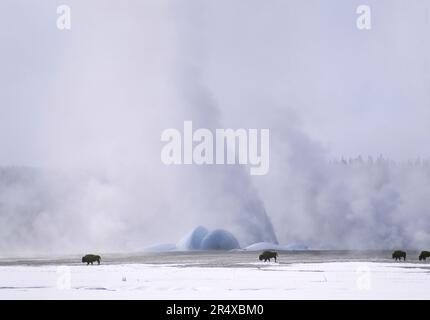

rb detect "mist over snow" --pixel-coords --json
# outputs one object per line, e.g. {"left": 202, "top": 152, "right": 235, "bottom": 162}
{"left": 0, "top": 0, "right": 430, "bottom": 255}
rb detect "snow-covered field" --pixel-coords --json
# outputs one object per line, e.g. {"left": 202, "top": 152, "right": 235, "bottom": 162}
{"left": 1, "top": 261, "right": 429, "bottom": 299}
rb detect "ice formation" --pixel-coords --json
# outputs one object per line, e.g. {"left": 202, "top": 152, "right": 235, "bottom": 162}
{"left": 200, "top": 229, "right": 240, "bottom": 250}
{"left": 176, "top": 226, "right": 209, "bottom": 251}
{"left": 176, "top": 226, "right": 240, "bottom": 250}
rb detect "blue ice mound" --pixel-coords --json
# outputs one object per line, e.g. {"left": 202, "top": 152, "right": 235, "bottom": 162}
{"left": 200, "top": 229, "right": 240, "bottom": 250}
{"left": 177, "top": 226, "right": 239, "bottom": 250}
{"left": 176, "top": 226, "right": 209, "bottom": 250}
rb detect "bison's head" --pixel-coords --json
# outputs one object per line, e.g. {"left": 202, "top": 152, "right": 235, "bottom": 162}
{"left": 81, "top": 256, "right": 86, "bottom": 263}
{"left": 259, "top": 255, "right": 263, "bottom": 261}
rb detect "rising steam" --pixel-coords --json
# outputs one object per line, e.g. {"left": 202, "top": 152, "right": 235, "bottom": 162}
{"left": 0, "top": 0, "right": 429, "bottom": 255}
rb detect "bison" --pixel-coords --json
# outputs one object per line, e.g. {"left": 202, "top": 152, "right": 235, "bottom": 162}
{"left": 82, "top": 254, "right": 101, "bottom": 265}
{"left": 259, "top": 251, "right": 278, "bottom": 262}
{"left": 392, "top": 250, "right": 406, "bottom": 261}
{"left": 419, "top": 251, "right": 430, "bottom": 261}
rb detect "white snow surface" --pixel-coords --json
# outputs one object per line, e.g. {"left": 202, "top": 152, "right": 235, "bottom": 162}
{"left": 1, "top": 262, "right": 429, "bottom": 299}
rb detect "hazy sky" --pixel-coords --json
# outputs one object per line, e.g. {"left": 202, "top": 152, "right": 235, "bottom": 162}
{"left": 0, "top": 0, "right": 429, "bottom": 166}
{"left": 1, "top": 1, "right": 430, "bottom": 253}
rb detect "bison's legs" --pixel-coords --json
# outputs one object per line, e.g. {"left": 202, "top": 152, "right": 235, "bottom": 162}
{"left": 97, "top": 259, "right": 100, "bottom": 265}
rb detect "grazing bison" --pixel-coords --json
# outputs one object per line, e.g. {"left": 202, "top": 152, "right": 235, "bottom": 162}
{"left": 392, "top": 250, "right": 406, "bottom": 261}
{"left": 259, "top": 251, "right": 278, "bottom": 262}
{"left": 419, "top": 251, "right": 430, "bottom": 261}
{"left": 82, "top": 254, "right": 101, "bottom": 265}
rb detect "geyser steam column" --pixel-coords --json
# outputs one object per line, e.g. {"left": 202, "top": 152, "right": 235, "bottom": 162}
{"left": 161, "top": 1, "right": 278, "bottom": 246}
{"left": 161, "top": 121, "right": 278, "bottom": 245}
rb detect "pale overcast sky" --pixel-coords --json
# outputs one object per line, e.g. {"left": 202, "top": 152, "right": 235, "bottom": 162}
{"left": 0, "top": 0, "right": 429, "bottom": 166}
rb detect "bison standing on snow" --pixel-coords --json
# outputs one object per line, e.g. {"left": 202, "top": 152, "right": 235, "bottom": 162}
{"left": 392, "top": 250, "right": 406, "bottom": 261}
{"left": 419, "top": 251, "right": 430, "bottom": 261}
{"left": 259, "top": 251, "right": 278, "bottom": 262}
{"left": 82, "top": 254, "right": 101, "bottom": 265}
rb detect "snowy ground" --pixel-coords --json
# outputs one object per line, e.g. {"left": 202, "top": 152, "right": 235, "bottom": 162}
{"left": 1, "top": 261, "right": 430, "bottom": 299}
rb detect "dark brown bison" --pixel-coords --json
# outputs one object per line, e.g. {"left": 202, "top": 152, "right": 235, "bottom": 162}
{"left": 419, "top": 251, "right": 430, "bottom": 261}
{"left": 392, "top": 250, "right": 406, "bottom": 261}
{"left": 259, "top": 251, "right": 278, "bottom": 262}
{"left": 82, "top": 254, "right": 101, "bottom": 265}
